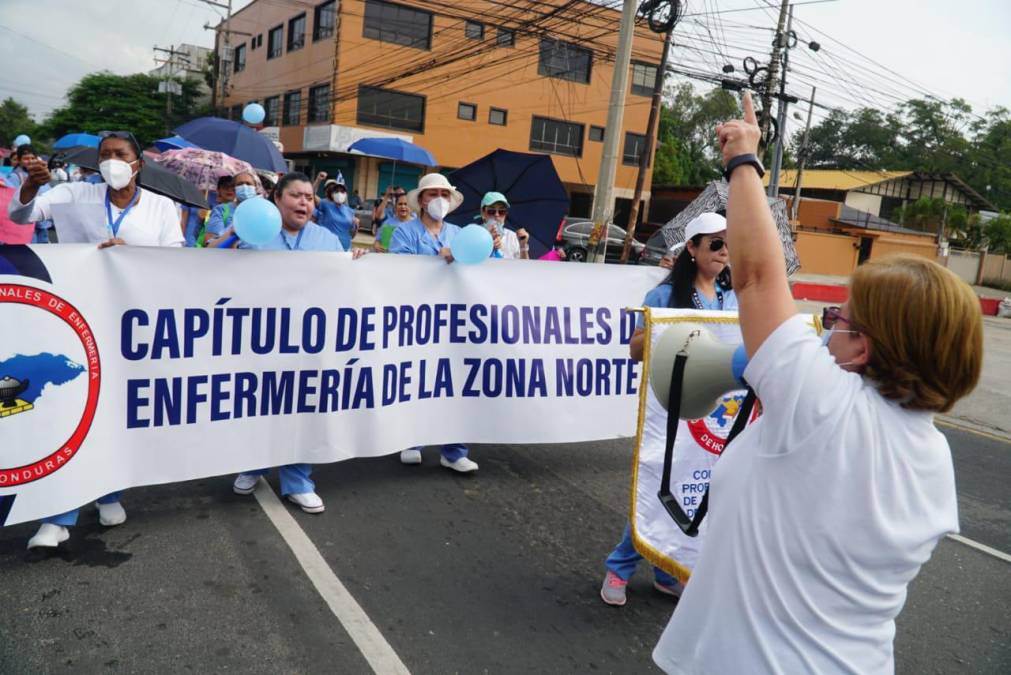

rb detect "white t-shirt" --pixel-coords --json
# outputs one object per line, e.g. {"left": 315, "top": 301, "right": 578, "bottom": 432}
{"left": 653, "top": 314, "right": 958, "bottom": 675}
{"left": 499, "top": 228, "right": 522, "bottom": 259}
{"left": 8, "top": 182, "right": 184, "bottom": 247}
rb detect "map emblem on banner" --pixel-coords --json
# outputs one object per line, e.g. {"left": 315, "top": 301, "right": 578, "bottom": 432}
{"left": 0, "top": 248, "right": 101, "bottom": 487}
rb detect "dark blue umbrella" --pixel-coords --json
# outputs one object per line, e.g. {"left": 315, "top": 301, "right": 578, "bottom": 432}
{"left": 153, "top": 135, "right": 199, "bottom": 153}
{"left": 53, "top": 133, "right": 100, "bottom": 150}
{"left": 449, "top": 149, "right": 569, "bottom": 258}
{"left": 173, "top": 117, "right": 285, "bottom": 172}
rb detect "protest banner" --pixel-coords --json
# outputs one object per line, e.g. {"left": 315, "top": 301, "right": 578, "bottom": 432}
{"left": 0, "top": 245, "right": 666, "bottom": 525}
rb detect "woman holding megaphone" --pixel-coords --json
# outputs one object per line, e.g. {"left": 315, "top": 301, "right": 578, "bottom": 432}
{"left": 600, "top": 211, "right": 738, "bottom": 607}
{"left": 651, "top": 92, "right": 982, "bottom": 674}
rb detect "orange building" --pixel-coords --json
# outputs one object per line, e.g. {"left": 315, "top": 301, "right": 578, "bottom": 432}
{"left": 218, "top": 0, "right": 664, "bottom": 216}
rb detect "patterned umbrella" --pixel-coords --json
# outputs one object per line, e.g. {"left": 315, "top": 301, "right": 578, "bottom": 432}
{"left": 152, "top": 148, "right": 261, "bottom": 192}
{"left": 658, "top": 180, "right": 800, "bottom": 275}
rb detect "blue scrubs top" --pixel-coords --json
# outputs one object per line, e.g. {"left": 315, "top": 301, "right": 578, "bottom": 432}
{"left": 244, "top": 221, "right": 345, "bottom": 252}
{"left": 636, "top": 282, "right": 738, "bottom": 327}
{"left": 388, "top": 217, "right": 461, "bottom": 256}
{"left": 314, "top": 201, "right": 355, "bottom": 250}
{"left": 204, "top": 202, "right": 236, "bottom": 238}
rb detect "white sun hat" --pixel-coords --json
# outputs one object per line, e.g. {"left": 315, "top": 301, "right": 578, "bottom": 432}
{"left": 407, "top": 173, "right": 464, "bottom": 213}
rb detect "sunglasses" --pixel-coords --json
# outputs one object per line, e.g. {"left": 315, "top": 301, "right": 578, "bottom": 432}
{"left": 822, "top": 306, "right": 857, "bottom": 331}
{"left": 707, "top": 237, "right": 726, "bottom": 252}
{"left": 484, "top": 208, "right": 508, "bottom": 216}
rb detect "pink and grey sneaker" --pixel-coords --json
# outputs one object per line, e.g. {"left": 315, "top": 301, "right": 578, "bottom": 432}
{"left": 653, "top": 579, "right": 684, "bottom": 599}
{"left": 600, "top": 570, "right": 628, "bottom": 606}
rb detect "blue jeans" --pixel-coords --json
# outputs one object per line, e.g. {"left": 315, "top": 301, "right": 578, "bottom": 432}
{"left": 605, "top": 524, "right": 678, "bottom": 586}
{"left": 42, "top": 491, "right": 124, "bottom": 527}
{"left": 241, "top": 464, "right": 314, "bottom": 496}
{"left": 408, "top": 444, "right": 468, "bottom": 461}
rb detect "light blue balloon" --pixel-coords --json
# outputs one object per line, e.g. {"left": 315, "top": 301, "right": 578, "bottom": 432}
{"left": 13, "top": 134, "right": 30, "bottom": 148}
{"left": 242, "top": 103, "right": 266, "bottom": 125}
{"left": 234, "top": 197, "right": 281, "bottom": 245}
{"left": 451, "top": 224, "right": 494, "bottom": 264}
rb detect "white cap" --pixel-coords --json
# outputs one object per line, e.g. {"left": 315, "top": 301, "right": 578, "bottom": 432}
{"left": 684, "top": 212, "right": 727, "bottom": 240}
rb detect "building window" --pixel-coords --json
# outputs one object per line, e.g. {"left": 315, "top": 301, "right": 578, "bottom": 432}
{"left": 357, "top": 85, "right": 425, "bottom": 132}
{"left": 530, "top": 116, "right": 583, "bottom": 157}
{"left": 539, "top": 38, "right": 591, "bottom": 83}
{"left": 264, "top": 95, "right": 280, "bottom": 126}
{"left": 457, "top": 102, "right": 477, "bottom": 121}
{"left": 623, "top": 132, "right": 647, "bottom": 166}
{"left": 233, "top": 43, "right": 246, "bottom": 73}
{"left": 496, "top": 27, "right": 514, "bottom": 47}
{"left": 363, "top": 0, "right": 432, "bottom": 50}
{"left": 267, "top": 25, "right": 283, "bottom": 59}
{"left": 308, "top": 83, "right": 331, "bottom": 123}
{"left": 283, "top": 90, "right": 302, "bottom": 126}
{"left": 288, "top": 13, "right": 306, "bottom": 52}
{"left": 465, "top": 20, "right": 484, "bottom": 40}
{"left": 489, "top": 107, "right": 507, "bottom": 126}
{"left": 257, "top": 34, "right": 263, "bottom": 48}
{"left": 589, "top": 125, "right": 605, "bottom": 142}
{"left": 631, "top": 62, "right": 659, "bottom": 97}
{"left": 313, "top": 1, "right": 336, "bottom": 41}
{"left": 230, "top": 104, "right": 243, "bottom": 120}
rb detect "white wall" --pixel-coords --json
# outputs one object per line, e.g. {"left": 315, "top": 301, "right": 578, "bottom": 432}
{"left": 844, "top": 191, "right": 883, "bottom": 216}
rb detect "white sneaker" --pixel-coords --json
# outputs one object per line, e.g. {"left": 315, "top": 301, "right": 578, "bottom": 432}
{"left": 440, "top": 456, "right": 479, "bottom": 473}
{"left": 97, "top": 501, "right": 127, "bottom": 527}
{"left": 233, "top": 473, "right": 259, "bottom": 495}
{"left": 27, "top": 523, "right": 70, "bottom": 549}
{"left": 287, "top": 492, "right": 325, "bottom": 514}
{"left": 400, "top": 449, "right": 423, "bottom": 465}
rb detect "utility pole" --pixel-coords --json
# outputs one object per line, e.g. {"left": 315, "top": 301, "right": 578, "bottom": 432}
{"left": 620, "top": 29, "right": 672, "bottom": 264}
{"left": 767, "top": 2, "right": 794, "bottom": 197}
{"left": 790, "top": 86, "right": 816, "bottom": 223}
{"left": 758, "top": 0, "right": 790, "bottom": 153}
{"left": 201, "top": 0, "right": 234, "bottom": 110}
{"left": 587, "top": 0, "right": 638, "bottom": 264}
{"left": 154, "top": 45, "right": 189, "bottom": 135}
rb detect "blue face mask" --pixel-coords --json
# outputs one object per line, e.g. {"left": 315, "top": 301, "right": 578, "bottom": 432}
{"left": 235, "top": 185, "right": 257, "bottom": 202}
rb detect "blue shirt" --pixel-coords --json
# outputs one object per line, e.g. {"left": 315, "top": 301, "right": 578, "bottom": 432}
{"left": 637, "top": 282, "right": 738, "bottom": 327}
{"left": 244, "top": 221, "right": 345, "bottom": 252}
{"left": 389, "top": 217, "right": 461, "bottom": 256}
{"left": 314, "top": 201, "right": 355, "bottom": 250}
{"left": 204, "top": 202, "right": 236, "bottom": 239}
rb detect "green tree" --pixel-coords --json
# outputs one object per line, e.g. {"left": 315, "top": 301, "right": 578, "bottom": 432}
{"left": 37, "top": 72, "right": 206, "bottom": 147}
{"left": 0, "top": 98, "right": 37, "bottom": 148}
{"left": 652, "top": 83, "right": 739, "bottom": 186}
{"left": 983, "top": 214, "right": 1011, "bottom": 254}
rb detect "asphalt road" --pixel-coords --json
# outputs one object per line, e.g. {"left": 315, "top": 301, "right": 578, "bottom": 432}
{"left": 1, "top": 426, "right": 1008, "bottom": 674}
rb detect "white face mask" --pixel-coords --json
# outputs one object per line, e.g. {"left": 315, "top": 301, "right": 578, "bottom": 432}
{"left": 334, "top": 191, "right": 347, "bottom": 205}
{"left": 50, "top": 168, "right": 68, "bottom": 184}
{"left": 484, "top": 218, "right": 503, "bottom": 235}
{"left": 99, "top": 159, "right": 137, "bottom": 190}
{"left": 426, "top": 196, "right": 450, "bottom": 221}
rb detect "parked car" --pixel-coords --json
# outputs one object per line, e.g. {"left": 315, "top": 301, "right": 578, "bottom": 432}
{"left": 639, "top": 230, "right": 671, "bottom": 266}
{"left": 558, "top": 219, "right": 645, "bottom": 263}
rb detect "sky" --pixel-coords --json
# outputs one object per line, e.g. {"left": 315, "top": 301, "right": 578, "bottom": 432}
{"left": 1, "top": 0, "right": 1009, "bottom": 125}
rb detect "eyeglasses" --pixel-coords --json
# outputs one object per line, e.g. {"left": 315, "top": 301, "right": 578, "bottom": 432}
{"left": 707, "top": 237, "right": 726, "bottom": 252}
{"left": 485, "top": 208, "right": 508, "bottom": 216}
{"left": 822, "top": 306, "right": 857, "bottom": 331}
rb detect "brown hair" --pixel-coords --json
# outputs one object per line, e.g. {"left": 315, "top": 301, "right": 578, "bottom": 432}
{"left": 849, "top": 254, "right": 982, "bottom": 412}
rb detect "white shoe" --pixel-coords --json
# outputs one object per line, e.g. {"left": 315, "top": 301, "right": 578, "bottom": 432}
{"left": 400, "top": 449, "right": 423, "bottom": 465}
{"left": 440, "top": 456, "right": 479, "bottom": 473}
{"left": 287, "top": 492, "right": 325, "bottom": 514}
{"left": 233, "top": 473, "right": 259, "bottom": 495}
{"left": 27, "top": 523, "right": 69, "bottom": 549}
{"left": 97, "top": 501, "right": 127, "bottom": 527}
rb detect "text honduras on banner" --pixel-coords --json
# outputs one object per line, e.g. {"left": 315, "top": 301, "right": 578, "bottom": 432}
{"left": 0, "top": 244, "right": 666, "bottom": 525}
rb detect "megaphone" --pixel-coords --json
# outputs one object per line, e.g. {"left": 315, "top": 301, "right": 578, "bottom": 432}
{"left": 649, "top": 323, "right": 749, "bottom": 419}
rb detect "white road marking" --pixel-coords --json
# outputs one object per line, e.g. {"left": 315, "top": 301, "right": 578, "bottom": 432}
{"left": 253, "top": 479, "right": 411, "bottom": 674}
{"left": 947, "top": 533, "right": 1011, "bottom": 564}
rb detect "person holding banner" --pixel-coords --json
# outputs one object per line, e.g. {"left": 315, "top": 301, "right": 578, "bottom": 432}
{"left": 601, "top": 211, "right": 738, "bottom": 606}
{"left": 480, "top": 192, "right": 529, "bottom": 259}
{"left": 230, "top": 172, "right": 364, "bottom": 513}
{"left": 388, "top": 173, "right": 479, "bottom": 473}
{"left": 10, "top": 131, "right": 183, "bottom": 550}
{"left": 652, "top": 92, "right": 982, "bottom": 674}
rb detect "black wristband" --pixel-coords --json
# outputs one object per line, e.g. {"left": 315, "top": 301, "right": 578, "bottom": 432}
{"left": 723, "top": 153, "right": 765, "bottom": 181}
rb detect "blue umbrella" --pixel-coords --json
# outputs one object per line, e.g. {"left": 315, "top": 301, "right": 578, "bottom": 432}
{"left": 153, "top": 135, "right": 199, "bottom": 153}
{"left": 449, "top": 149, "right": 570, "bottom": 258}
{"left": 348, "top": 137, "right": 437, "bottom": 188}
{"left": 52, "top": 133, "right": 101, "bottom": 150}
{"left": 173, "top": 117, "right": 285, "bottom": 172}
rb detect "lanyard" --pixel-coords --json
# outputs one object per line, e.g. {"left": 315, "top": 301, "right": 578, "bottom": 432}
{"left": 105, "top": 187, "right": 140, "bottom": 238}
{"left": 691, "top": 285, "right": 724, "bottom": 311}
{"left": 282, "top": 228, "right": 305, "bottom": 251}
